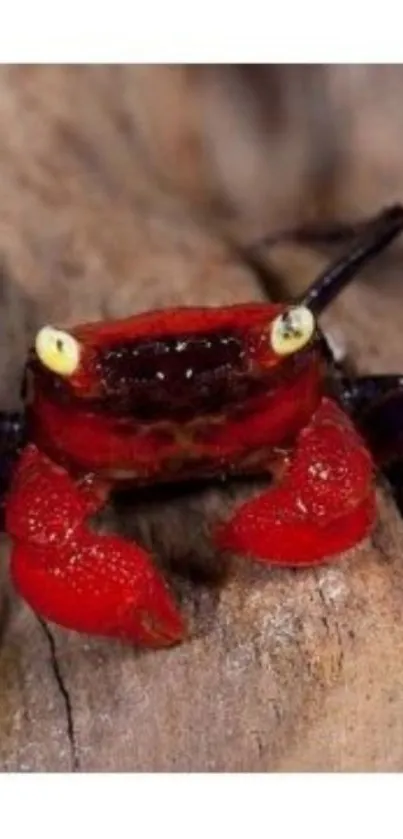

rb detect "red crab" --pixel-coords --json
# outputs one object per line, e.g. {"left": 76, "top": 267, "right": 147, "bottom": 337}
{"left": 2, "top": 205, "right": 403, "bottom": 647}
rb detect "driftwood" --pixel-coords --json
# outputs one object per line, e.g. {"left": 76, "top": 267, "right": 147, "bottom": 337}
{"left": 1, "top": 66, "right": 403, "bottom": 771}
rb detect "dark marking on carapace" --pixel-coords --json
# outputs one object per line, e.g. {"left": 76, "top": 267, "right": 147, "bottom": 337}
{"left": 29, "top": 327, "right": 318, "bottom": 424}
{"left": 94, "top": 329, "right": 253, "bottom": 420}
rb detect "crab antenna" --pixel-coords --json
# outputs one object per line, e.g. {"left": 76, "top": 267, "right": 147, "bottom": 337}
{"left": 300, "top": 204, "right": 403, "bottom": 315}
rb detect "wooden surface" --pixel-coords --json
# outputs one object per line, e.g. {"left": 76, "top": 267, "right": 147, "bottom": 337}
{"left": 1, "top": 66, "right": 403, "bottom": 771}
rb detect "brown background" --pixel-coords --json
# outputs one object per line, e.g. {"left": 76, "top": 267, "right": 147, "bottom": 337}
{"left": 1, "top": 65, "right": 403, "bottom": 771}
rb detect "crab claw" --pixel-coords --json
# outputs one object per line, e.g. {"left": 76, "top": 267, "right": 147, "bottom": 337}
{"left": 6, "top": 445, "right": 184, "bottom": 647}
{"left": 215, "top": 398, "right": 376, "bottom": 565}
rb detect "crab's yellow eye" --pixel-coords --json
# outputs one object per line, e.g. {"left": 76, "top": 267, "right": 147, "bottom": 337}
{"left": 35, "top": 326, "right": 80, "bottom": 377}
{"left": 270, "top": 306, "right": 315, "bottom": 356}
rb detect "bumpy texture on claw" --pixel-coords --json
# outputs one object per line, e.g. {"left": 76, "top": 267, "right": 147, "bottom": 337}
{"left": 6, "top": 445, "right": 184, "bottom": 646}
{"left": 216, "top": 398, "right": 376, "bottom": 565}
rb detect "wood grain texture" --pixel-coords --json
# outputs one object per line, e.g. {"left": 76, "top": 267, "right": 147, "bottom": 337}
{"left": 1, "top": 66, "right": 403, "bottom": 772}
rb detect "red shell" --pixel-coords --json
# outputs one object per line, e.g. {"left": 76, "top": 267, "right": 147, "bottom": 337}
{"left": 29, "top": 303, "right": 323, "bottom": 483}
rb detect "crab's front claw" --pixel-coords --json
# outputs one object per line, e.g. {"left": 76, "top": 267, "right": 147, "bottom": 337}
{"left": 215, "top": 398, "right": 376, "bottom": 566}
{"left": 10, "top": 533, "right": 185, "bottom": 647}
{"left": 6, "top": 445, "right": 185, "bottom": 647}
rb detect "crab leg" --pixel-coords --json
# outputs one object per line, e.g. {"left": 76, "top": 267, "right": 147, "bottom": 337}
{"left": 0, "top": 410, "right": 27, "bottom": 527}
{"left": 215, "top": 397, "right": 376, "bottom": 566}
{"left": 6, "top": 444, "right": 184, "bottom": 646}
{"left": 337, "top": 374, "right": 403, "bottom": 515}
{"left": 337, "top": 374, "right": 403, "bottom": 451}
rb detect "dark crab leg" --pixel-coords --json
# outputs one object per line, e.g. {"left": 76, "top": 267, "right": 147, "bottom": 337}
{"left": 0, "top": 410, "right": 27, "bottom": 526}
{"left": 338, "top": 375, "right": 403, "bottom": 429}
{"left": 336, "top": 374, "right": 403, "bottom": 513}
